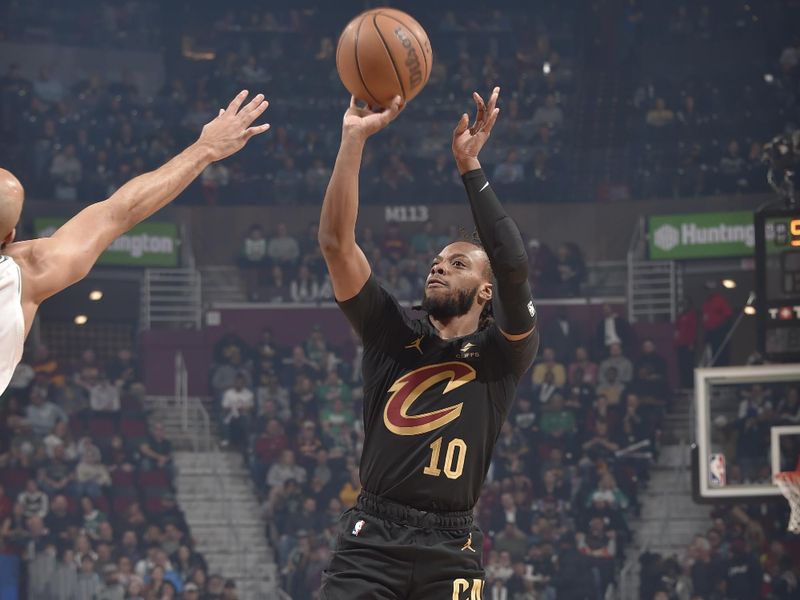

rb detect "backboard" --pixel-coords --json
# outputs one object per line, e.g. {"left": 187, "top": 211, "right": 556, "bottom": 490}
{"left": 694, "top": 364, "right": 800, "bottom": 501}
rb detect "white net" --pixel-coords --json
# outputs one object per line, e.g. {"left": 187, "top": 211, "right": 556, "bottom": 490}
{"left": 775, "top": 472, "right": 800, "bottom": 534}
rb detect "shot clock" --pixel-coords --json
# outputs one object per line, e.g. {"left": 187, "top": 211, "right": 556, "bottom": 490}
{"left": 756, "top": 207, "right": 800, "bottom": 360}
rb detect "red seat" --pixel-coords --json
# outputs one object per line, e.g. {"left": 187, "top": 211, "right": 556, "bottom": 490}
{"left": 0, "top": 467, "right": 32, "bottom": 493}
{"left": 86, "top": 495, "right": 110, "bottom": 514}
{"left": 138, "top": 469, "right": 170, "bottom": 488}
{"left": 144, "top": 497, "right": 166, "bottom": 514}
{"left": 112, "top": 495, "right": 137, "bottom": 516}
{"left": 110, "top": 470, "right": 136, "bottom": 487}
{"left": 120, "top": 418, "right": 148, "bottom": 439}
{"left": 87, "top": 415, "right": 117, "bottom": 439}
{"left": 120, "top": 395, "right": 143, "bottom": 413}
{"left": 69, "top": 414, "right": 85, "bottom": 436}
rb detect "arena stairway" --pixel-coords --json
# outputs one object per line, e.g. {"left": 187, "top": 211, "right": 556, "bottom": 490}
{"left": 147, "top": 396, "right": 281, "bottom": 599}
{"left": 617, "top": 394, "right": 710, "bottom": 599}
{"left": 174, "top": 450, "right": 280, "bottom": 599}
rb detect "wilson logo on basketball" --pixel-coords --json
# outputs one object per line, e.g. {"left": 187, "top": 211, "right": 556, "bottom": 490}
{"left": 394, "top": 27, "right": 423, "bottom": 88}
{"left": 383, "top": 362, "right": 476, "bottom": 436}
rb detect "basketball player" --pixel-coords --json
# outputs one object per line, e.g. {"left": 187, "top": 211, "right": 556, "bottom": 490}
{"left": 318, "top": 87, "right": 538, "bottom": 599}
{"left": 0, "top": 90, "right": 270, "bottom": 394}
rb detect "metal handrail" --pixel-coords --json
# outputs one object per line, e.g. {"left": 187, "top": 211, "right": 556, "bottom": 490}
{"left": 174, "top": 352, "right": 262, "bottom": 595}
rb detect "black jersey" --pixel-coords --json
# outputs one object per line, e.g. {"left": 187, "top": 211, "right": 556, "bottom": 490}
{"left": 339, "top": 275, "right": 538, "bottom": 512}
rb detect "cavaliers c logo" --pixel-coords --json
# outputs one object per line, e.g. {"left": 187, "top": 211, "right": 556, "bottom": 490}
{"left": 383, "top": 362, "right": 476, "bottom": 436}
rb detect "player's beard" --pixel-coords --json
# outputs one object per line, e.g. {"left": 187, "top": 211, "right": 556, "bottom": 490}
{"left": 421, "top": 285, "right": 478, "bottom": 320}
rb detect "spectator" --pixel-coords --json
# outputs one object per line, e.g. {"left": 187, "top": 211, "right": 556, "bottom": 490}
{"left": 631, "top": 339, "right": 670, "bottom": 403}
{"left": 493, "top": 150, "right": 525, "bottom": 184}
{"left": 645, "top": 98, "right": 674, "bottom": 128}
{"left": 596, "top": 366, "right": 625, "bottom": 406}
{"left": 239, "top": 225, "right": 268, "bottom": 300}
{"left": 595, "top": 304, "right": 632, "bottom": 355}
{"left": 724, "top": 539, "right": 762, "bottom": 600}
{"left": 39, "top": 443, "right": 75, "bottom": 496}
{"left": 106, "top": 348, "right": 138, "bottom": 390}
{"left": 50, "top": 144, "right": 83, "bottom": 201}
{"left": 262, "top": 265, "right": 290, "bottom": 303}
{"left": 718, "top": 140, "right": 746, "bottom": 192}
{"left": 89, "top": 373, "right": 121, "bottom": 413}
{"left": 599, "top": 343, "right": 633, "bottom": 386}
{"left": 702, "top": 282, "right": 733, "bottom": 366}
{"left": 305, "top": 159, "right": 333, "bottom": 196}
{"left": 80, "top": 496, "right": 107, "bottom": 539}
{"left": 25, "top": 386, "right": 67, "bottom": 437}
{"left": 569, "top": 346, "right": 598, "bottom": 387}
{"left": 76, "top": 554, "right": 101, "bottom": 598}
{"left": 540, "top": 394, "right": 576, "bottom": 446}
{"left": 267, "top": 451, "right": 307, "bottom": 490}
{"left": 674, "top": 298, "right": 698, "bottom": 389}
{"left": 274, "top": 157, "right": 304, "bottom": 199}
{"left": 576, "top": 517, "right": 616, "bottom": 595}
{"left": 382, "top": 265, "right": 413, "bottom": 301}
{"left": 532, "top": 347, "right": 567, "bottom": 388}
{"left": 290, "top": 265, "right": 321, "bottom": 303}
{"left": 532, "top": 94, "right": 564, "bottom": 129}
{"left": 18, "top": 479, "right": 49, "bottom": 519}
{"left": 75, "top": 444, "right": 112, "bottom": 497}
{"left": 200, "top": 162, "right": 230, "bottom": 205}
{"left": 581, "top": 421, "right": 620, "bottom": 462}
{"left": 221, "top": 374, "right": 255, "bottom": 450}
{"left": 543, "top": 310, "right": 581, "bottom": 365}
{"left": 268, "top": 223, "right": 301, "bottom": 266}
{"left": 555, "top": 243, "right": 586, "bottom": 297}
{"left": 139, "top": 423, "right": 174, "bottom": 472}
{"left": 96, "top": 563, "right": 125, "bottom": 600}
{"left": 51, "top": 547, "right": 79, "bottom": 598}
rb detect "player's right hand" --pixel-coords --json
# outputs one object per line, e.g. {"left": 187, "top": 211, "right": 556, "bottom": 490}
{"left": 341, "top": 95, "right": 404, "bottom": 143}
{"left": 197, "top": 90, "right": 271, "bottom": 162}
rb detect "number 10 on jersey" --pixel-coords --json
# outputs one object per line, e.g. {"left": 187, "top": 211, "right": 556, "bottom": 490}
{"left": 423, "top": 437, "right": 467, "bottom": 479}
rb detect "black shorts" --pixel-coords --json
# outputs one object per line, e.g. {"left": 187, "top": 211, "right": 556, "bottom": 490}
{"left": 320, "top": 490, "right": 486, "bottom": 600}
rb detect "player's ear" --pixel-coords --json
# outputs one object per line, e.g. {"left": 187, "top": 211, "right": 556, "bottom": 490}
{"left": 2, "top": 227, "right": 15, "bottom": 245}
{"left": 478, "top": 281, "right": 492, "bottom": 303}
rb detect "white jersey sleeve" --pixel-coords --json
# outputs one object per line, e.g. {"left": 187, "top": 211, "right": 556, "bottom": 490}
{"left": 0, "top": 255, "right": 25, "bottom": 394}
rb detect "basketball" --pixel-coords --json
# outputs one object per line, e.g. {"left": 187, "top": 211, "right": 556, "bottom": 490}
{"left": 336, "top": 7, "right": 433, "bottom": 108}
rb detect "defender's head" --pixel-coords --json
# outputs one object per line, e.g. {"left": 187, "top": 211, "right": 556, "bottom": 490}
{"left": 0, "top": 169, "right": 24, "bottom": 246}
{"left": 422, "top": 241, "right": 493, "bottom": 324}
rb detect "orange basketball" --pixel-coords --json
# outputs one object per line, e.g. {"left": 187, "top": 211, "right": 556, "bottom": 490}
{"left": 336, "top": 7, "right": 433, "bottom": 108}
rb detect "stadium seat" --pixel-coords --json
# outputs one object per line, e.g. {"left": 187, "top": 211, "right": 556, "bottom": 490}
{"left": 120, "top": 418, "right": 148, "bottom": 440}
{"left": 112, "top": 495, "right": 138, "bottom": 516}
{"left": 138, "top": 469, "right": 170, "bottom": 489}
{"left": 110, "top": 469, "right": 136, "bottom": 488}
{"left": 87, "top": 415, "right": 117, "bottom": 439}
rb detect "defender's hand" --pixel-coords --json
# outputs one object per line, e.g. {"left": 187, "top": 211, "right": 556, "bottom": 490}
{"left": 342, "top": 95, "right": 404, "bottom": 144}
{"left": 197, "top": 90, "right": 271, "bottom": 162}
{"left": 452, "top": 86, "right": 501, "bottom": 174}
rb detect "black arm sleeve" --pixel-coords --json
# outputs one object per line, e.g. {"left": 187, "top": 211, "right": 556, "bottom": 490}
{"left": 461, "top": 168, "right": 537, "bottom": 335}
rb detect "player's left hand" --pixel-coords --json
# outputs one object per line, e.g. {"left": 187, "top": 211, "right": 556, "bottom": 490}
{"left": 197, "top": 90, "right": 271, "bottom": 162}
{"left": 452, "top": 86, "right": 500, "bottom": 174}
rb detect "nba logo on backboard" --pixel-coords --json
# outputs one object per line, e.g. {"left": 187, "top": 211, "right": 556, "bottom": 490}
{"left": 709, "top": 453, "right": 726, "bottom": 487}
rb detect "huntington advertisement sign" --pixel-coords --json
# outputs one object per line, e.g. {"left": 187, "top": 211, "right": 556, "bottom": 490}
{"left": 648, "top": 211, "right": 755, "bottom": 260}
{"left": 34, "top": 218, "right": 179, "bottom": 267}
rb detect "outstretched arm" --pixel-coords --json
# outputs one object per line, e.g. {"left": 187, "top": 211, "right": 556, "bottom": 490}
{"left": 23, "top": 90, "right": 270, "bottom": 304}
{"left": 452, "top": 87, "right": 536, "bottom": 342}
{"left": 318, "top": 96, "right": 402, "bottom": 301}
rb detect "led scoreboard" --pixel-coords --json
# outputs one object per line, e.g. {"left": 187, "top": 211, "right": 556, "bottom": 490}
{"left": 755, "top": 207, "right": 800, "bottom": 361}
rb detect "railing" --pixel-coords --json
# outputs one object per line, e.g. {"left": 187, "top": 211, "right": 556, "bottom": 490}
{"left": 626, "top": 216, "right": 680, "bottom": 323}
{"left": 617, "top": 439, "right": 690, "bottom": 600}
{"left": 175, "top": 352, "right": 266, "bottom": 596}
{"left": 141, "top": 268, "right": 202, "bottom": 330}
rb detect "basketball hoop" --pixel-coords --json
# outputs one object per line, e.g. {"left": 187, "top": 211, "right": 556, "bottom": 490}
{"left": 774, "top": 470, "right": 800, "bottom": 534}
